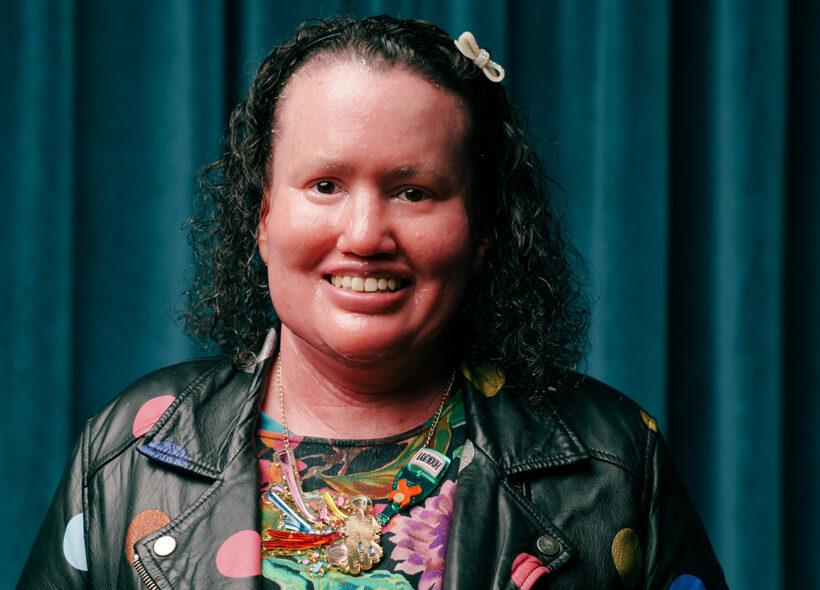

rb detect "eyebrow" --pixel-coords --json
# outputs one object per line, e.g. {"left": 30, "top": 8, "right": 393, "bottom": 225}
{"left": 387, "top": 165, "right": 425, "bottom": 180}
{"left": 386, "top": 166, "right": 462, "bottom": 191}
{"left": 308, "top": 156, "right": 355, "bottom": 175}
{"left": 310, "top": 158, "right": 453, "bottom": 184}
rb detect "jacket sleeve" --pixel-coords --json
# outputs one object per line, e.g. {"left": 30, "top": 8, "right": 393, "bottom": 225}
{"left": 17, "top": 424, "right": 90, "bottom": 589}
{"left": 642, "top": 427, "right": 728, "bottom": 589}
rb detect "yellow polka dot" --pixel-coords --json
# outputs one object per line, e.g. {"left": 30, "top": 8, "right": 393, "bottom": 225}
{"left": 640, "top": 410, "right": 657, "bottom": 432}
{"left": 461, "top": 361, "right": 505, "bottom": 397}
{"left": 611, "top": 528, "right": 642, "bottom": 588}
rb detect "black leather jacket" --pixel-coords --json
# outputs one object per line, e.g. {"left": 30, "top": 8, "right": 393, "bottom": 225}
{"left": 18, "top": 354, "right": 726, "bottom": 589}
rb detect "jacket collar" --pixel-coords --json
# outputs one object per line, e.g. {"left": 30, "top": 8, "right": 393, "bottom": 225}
{"left": 461, "top": 376, "right": 589, "bottom": 474}
{"left": 138, "top": 343, "right": 590, "bottom": 482}
{"left": 137, "top": 331, "right": 277, "bottom": 478}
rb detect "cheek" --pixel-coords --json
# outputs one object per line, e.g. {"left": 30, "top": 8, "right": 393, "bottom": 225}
{"left": 262, "top": 205, "right": 336, "bottom": 321}
{"left": 265, "top": 198, "right": 333, "bottom": 270}
{"left": 409, "top": 213, "right": 475, "bottom": 281}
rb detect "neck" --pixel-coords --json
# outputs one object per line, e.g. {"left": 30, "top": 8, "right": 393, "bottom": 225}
{"left": 261, "top": 328, "right": 456, "bottom": 439}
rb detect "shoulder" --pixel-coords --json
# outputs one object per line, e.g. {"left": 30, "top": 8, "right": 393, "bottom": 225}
{"left": 462, "top": 366, "right": 658, "bottom": 481}
{"left": 555, "top": 373, "right": 658, "bottom": 480}
{"left": 118, "top": 356, "right": 231, "bottom": 399}
{"left": 463, "top": 366, "right": 658, "bottom": 480}
{"left": 81, "top": 356, "right": 233, "bottom": 471}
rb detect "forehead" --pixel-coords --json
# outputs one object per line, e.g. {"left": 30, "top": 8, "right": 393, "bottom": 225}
{"left": 273, "top": 58, "right": 471, "bottom": 147}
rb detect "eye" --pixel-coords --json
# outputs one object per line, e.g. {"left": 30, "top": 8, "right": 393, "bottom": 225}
{"left": 398, "top": 188, "right": 429, "bottom": 202}
{"left": 314, "top": 181, "right": 339, "bottom": 195}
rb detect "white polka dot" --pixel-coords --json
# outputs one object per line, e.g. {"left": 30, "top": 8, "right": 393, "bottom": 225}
{"left": 63, "top": 513, "right": 88, "bottom": 571}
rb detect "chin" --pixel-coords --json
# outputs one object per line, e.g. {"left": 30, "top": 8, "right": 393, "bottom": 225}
{"left": 282, "top": 313, "right": 451, "bottom": 368}
{"left": 324, "top": 337, "right": 411, "bottom": 365}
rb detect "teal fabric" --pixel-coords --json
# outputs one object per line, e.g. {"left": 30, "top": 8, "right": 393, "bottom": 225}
{"left": 2, "top": 1, "right": 816, "bottom": 588}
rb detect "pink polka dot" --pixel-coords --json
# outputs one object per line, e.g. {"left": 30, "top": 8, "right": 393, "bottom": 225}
{"left": 132, "top": 395, "right": 176, "bottom": 437}
{"left": 258, "top": 459, "right": 272, "bottom": 488}
{"left": 216, "top": 530, "right": 261, "bottom": 578}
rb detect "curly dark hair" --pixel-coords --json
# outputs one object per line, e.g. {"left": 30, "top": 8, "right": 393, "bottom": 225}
{"left": 184, "top": 14, "right": 590, "bottom": 398}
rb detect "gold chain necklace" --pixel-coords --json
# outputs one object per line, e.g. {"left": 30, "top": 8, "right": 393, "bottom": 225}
{"left": 262, "top": 352, "right": 457, "bottom": 577}
{"left": 275, "top": 352, "right": 456, "bottom": 451}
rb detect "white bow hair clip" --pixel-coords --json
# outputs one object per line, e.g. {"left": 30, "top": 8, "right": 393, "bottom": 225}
{"left": 454, "top": 31, "right": 505, "bottom": 82}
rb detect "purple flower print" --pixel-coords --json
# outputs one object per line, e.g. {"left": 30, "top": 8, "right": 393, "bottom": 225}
{"left": 387, "top": 479, "right": 456, "bottom": 590}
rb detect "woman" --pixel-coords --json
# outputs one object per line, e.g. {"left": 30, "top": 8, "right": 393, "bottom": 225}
{"left": 18, "top": 15, "right": 726, "bottom": 590}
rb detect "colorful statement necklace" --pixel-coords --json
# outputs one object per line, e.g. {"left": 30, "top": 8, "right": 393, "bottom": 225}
{"left": 261, "top": 353, "right": 456, "bottom": 577}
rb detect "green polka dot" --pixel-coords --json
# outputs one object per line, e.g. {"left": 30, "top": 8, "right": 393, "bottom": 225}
{"left": 611, "top": 528, "right": 642, "bottom": 588}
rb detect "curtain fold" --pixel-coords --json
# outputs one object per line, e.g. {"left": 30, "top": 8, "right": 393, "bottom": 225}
{"left": 782, "top": 1, "right": 820, "bottom": 588}
{"left": 3, "top": 2, "right": 816, "bottom": 588}
{"left": 2, "top": 0, "right": 76, "bottom": 582}
{"left": 668, "top": 2, "right": 790, "bottom": 588}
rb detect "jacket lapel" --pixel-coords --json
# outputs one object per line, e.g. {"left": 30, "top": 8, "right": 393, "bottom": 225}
{"left": 131, "top": 343, "right": 275, "bottom": 589}
{"left": 444, "top": 380, "right": 589, "bottom": 590}
{"left": 136, "top": 354, "right": 270, "bottom": 478}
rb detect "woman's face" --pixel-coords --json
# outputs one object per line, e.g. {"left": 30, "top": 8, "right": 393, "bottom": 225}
{"left": 257, "top": 60, "right": 481, "bottom": 366}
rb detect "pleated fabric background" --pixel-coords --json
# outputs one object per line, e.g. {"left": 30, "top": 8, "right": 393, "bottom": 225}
{"left": 2, "top": 1, "right": 817, "bottom": 588}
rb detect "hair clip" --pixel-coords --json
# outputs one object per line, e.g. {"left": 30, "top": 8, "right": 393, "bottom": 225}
{"left": 454, "top": 31, "right": 505, "bottom": 82}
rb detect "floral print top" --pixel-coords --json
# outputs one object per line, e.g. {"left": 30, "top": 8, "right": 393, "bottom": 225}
{"left": 257, "top": 389, "right": 467, "bottom": 590}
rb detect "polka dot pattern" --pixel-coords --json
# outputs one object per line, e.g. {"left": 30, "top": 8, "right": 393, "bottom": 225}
{"left": 640, "top": 410, "right": 657, "bottom": 432}
{"left": 62, "top": 513, "right": 88, "bottom": 571}
{"left": 670, "top": 574, "right": 707, "bottom": 589}
{"left": 125, "top": 510, "right": 171, "bottom": 562}
{"left": 611, "top": 528, "right": 642, "bottom": 588}
{"left": 140, "top": 440, "right": 189, "bottom": 468}
{"left": 216, "top": 530, "right": 262, "bottom": 578}
{"left": 461, "top": 361, "right": 505, "bottom": 397}
{"left": 258, "top": 458, "right": 272, "bottom": 488}
{"left": 133, "top": 395, "right": 176, "bottom": 437}
{"left": 510, "top": 553, "right": 549, "bottom": 590}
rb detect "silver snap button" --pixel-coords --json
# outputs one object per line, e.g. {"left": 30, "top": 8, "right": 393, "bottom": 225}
{"left": 153, "top": 535, "right": 177, "bottom": 557}
{"left": 536, "top": 534, "right": 560, "bottom": 556}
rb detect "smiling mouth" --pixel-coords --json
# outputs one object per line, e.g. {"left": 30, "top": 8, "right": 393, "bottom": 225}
{"left": 326, "top": 275, "right": 407, "bottom": 293}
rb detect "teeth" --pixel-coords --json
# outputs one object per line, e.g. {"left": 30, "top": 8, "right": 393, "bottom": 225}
{"left": 329, "top": 275, "right": 403, "bottom": 293}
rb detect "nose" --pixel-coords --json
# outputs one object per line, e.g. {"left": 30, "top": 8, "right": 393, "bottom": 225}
{"left": 335, "top": 189, "right": 397, "bottom": 256}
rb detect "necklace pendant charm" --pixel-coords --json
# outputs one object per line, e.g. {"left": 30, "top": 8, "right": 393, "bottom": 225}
{"left": 262, "top": 452, "right": 383, "bottom": 576}
{"left": 327, "top": 495, "right": 383, "bottom": 574}
{"left": 378, "top": 447, "right": 451, "bottom": 525}
{"left": 277, "top": 449, "right": 322, "bottom": 523}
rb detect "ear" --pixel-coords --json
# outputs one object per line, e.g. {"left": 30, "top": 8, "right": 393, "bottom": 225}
{"left": 471, "top": 237, "right": 490, "bottom": 277}
{"left": 257, "top": 190, "right": 271, "bottom": 264}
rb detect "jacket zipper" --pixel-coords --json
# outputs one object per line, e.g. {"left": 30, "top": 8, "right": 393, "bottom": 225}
{"left": 132, "top": 553, "right": 161, "bottom": 590}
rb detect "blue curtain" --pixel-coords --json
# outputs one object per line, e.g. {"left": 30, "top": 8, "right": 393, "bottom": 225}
{"left": 2, "top": 1, "right": 817, "bottom": 588}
